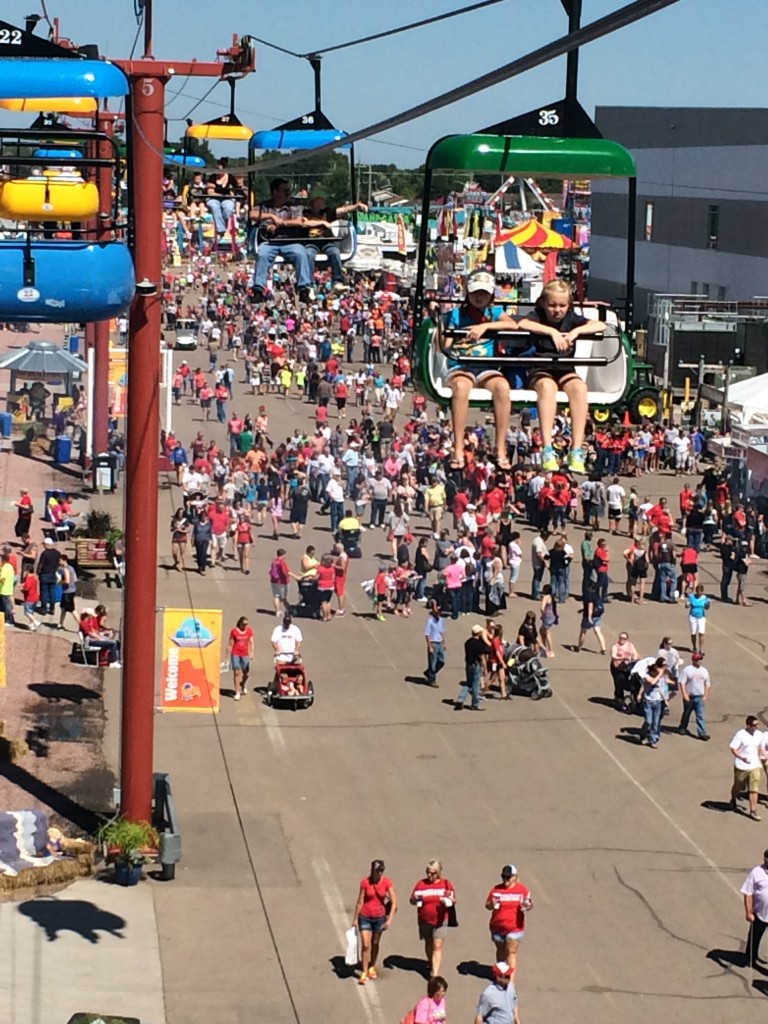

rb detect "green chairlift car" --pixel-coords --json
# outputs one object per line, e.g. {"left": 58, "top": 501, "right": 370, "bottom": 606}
{"left": 411, "top": 133, "right": 661, "bottom": 423}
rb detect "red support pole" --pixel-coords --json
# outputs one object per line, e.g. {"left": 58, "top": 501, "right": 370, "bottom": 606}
{"left": 120, "top": 71, "right": 167, "bottom": 823}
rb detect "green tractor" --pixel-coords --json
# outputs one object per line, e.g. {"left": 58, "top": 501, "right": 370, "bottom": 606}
{"left": 591, "top": 358, "right": 662, "bottom": 425}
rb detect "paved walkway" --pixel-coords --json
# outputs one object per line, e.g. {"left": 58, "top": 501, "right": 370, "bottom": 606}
{"left": 0, "top": 877, "right": 165, "bottom": 1024}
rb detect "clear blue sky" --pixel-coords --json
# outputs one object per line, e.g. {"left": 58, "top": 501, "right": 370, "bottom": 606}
{"left": 3, "top": 0, "right": 767, "bottom": 166}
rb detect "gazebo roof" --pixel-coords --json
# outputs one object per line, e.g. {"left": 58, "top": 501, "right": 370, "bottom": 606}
{"left": 0, "top": 340, "right": 87, "bottom": 375}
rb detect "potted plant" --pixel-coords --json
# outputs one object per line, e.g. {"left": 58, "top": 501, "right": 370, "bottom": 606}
{"left": 85, "top": 509, "right": 115, "bottom": 539}
{"left": 106, "top": 527, "right": 124, "bottom": 559}
{"left": 97, "top": 817, "right": 158, "bottom": 886}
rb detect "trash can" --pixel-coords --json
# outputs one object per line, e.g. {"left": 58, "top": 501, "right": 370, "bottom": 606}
{"left": 53, "top": 435, "right": 72, "bottom": 464}
{"left": 92, "top": 451, "right": 118, "bottom": 493}
{"left": 68, "top": 335, "right": 80, "bottom": 356}
{"left": 0, "top": 412, "right": 11, "bottom": 437}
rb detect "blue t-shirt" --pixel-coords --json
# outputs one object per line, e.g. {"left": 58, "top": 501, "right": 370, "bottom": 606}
{"left": 476, "top": 982, "right": 518, "bottom": 1024}
{"left": 688, "top": 594, "right": 710, "bottom": 619}
{"left": 443, "top": 304, "right": 505, "bottom": 358}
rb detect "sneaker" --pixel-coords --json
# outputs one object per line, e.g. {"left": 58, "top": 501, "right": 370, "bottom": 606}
{"left": 251, "top": 287, "right": 265, "bottom": 303}
{"left": 298, "top": 287, "right": 312, "bottom": 304}
{"left": 541, "top": 446, "right": 559, "bottom": 471}
{"left": 110, "top": 661, "right": 122, "bottom": 669}
{"left": 567, "top": 448, "right": 586, "bottom": 473}
{"left": 376, "top": 614, "right": 387, "bottom": 622}
{"left": 234, "top": 691, "right": 241, "bottom": 701}
{"left": 750, "top": 811, "right": 762, "bottom": 822}
{"left": 333, "top": 282, "right": 350, "bottom": 294}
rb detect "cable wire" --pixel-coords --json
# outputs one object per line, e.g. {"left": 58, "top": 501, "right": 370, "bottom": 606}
{"left": 180, "top": 81, "right": 221, "bottom": 123}
{"left": 307, "top": 0, "right": 509, "bottom": 56}
{"left": 129, "top": 0, "right": 681, "bottom": 173}
{"left": 246, "top": 0, "right": 508, "bottom": 62}
{"left": 235, "top": 0, "right": 683, "bottom": 175}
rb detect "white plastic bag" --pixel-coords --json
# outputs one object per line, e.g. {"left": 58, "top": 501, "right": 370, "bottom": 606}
{"left": 344, "top": 926, "right": 359, "bottom": 967}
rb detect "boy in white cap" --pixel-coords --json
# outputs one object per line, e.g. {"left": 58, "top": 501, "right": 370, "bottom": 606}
{"left": 438, "top": 268, "right": 517, "bottom": 472}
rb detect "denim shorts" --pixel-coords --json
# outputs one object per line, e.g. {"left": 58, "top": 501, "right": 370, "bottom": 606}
{"left": 231, "top": 655, "right": 250, "bottom": 672}
{"left": 492, "top": 930, "right": 525, "bottom": 943}
{"left": 358, "top": 914, "right": 387, "bottom": 933}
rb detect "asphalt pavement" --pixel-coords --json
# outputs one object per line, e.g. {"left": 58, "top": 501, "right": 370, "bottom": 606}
{"left": 149, "top": 349, "right": 768, "bottom": 1024}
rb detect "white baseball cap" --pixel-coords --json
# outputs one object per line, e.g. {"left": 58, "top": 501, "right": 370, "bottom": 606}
{"left": 467, "top": 269, "right": 495, "bottom": 294}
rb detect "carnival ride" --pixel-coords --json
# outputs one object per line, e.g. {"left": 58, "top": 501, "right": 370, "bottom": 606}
{"left": 411, "top": 133, "right": 660, "bottom": 421}
{"left": 0, "top": 58, "right": 134, "bottom": 323}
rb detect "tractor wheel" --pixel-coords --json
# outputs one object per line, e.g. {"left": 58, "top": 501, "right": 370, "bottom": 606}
{"left": 592, "top": 405, "right": 611, "bottom": 424}
{"left": 628, "top": 388, "right": 661, "bottom": 423}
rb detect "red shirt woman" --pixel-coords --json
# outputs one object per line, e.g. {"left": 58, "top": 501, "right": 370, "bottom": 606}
{"left": 486, "top": 864, "right": 533, "bottom": 975}
{"left": 352, "top": 860, "right": 398, "bottom": 984}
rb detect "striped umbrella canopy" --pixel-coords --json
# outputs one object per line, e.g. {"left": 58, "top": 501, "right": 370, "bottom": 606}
{"left": 499, "top": 219, "right": 575, "bottom": 250}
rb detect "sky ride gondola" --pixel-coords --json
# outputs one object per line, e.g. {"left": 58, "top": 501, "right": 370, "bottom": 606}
{"left": 0, "top": 55, "right": 134, "bottom": 324}
{"left": 411, "top": 133, "right": 639, "bottom": 415}
{"left": 0, "top": 96, "right": 97, "bottom": 114}
{"left": 248, "top": 102, "right": 358, "bottom": 265}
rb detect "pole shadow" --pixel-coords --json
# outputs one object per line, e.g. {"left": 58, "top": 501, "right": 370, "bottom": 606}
{"left": 18, "top": 897, "right": 126, "bottom": 943}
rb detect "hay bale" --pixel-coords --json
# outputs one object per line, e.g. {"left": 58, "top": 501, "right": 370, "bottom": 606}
{"left": 0, "top": 840, "right": 95, "bottom": 900}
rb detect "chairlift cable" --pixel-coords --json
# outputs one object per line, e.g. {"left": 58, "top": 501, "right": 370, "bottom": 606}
{"left": 236, "top": 0, "right": 683, "bottom": 175}
{"left": 130, "top": 0, "right": 681, "bottom": 172}
{"left": 306, "top": 0, "right": 510, "bottom": 57}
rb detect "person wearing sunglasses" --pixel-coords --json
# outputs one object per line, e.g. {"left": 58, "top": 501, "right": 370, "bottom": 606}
{"left": 410, "top": 860, "right": 457, "bottom": 978}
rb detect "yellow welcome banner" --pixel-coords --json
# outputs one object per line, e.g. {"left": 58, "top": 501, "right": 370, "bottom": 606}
{"left": 160, "top": 608, "right": 222, "bottom": 713}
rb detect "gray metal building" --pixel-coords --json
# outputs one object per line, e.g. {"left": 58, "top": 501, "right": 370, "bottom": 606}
{"left": 588, "top": 107, "right": 768, "bottom": 323}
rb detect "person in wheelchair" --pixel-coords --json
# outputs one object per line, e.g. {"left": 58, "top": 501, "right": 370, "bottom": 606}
{"left": 437, "top": 269, "right": 518, "bottom": 472}
{"left": 516, "top": 279, "right": 604, "bottom": 475}
{"left": 304, "top": 195, "right": 368, "bottom": 293}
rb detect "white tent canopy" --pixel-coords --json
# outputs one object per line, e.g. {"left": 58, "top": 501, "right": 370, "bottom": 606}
{"left": 726, "top": 372, "right": 768, "bottom": 425}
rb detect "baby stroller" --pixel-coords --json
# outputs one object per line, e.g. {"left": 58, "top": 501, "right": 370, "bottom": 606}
{"left": 611, "top": 660, "right": 639, "bottom": 713}
{"left": 505, "top": 643, "right": 552, "bottom": 700}
{"left": 265, "top": 658, "right": 314, "bottom": 710}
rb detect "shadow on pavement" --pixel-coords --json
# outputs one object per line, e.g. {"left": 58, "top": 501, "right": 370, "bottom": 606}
{"left": 329, "top": 954, "right": 356, "bottom": 980}
{"left": 701, "top": 800, "right": 739, "bottom": 813}
{"left": 587, "top": 696, "right": 620, "bottom": 710}
{"left": 706, "top": 946, "right": 748, "bottom": 969}
{"left": 404, "top": 675, "right": 430, "bottom": 688}
{"left": 382, "top": 953, "right": 429, "bottom": 977}
{"left": 28, "top": 682, "right": 101, "bottom": 705}
{"left": 0, "top": 763, "right": 102, "bottom": 834}
{"left": 18, "top": 897, "right": 126, "bottom": 944}
{"left": 456, "top": 960, "right": 493, "bottom": 980}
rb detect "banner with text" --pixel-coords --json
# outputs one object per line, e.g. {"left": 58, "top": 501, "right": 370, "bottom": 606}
{"left": 160, "top": 607, "right": 222, "bottom": 713}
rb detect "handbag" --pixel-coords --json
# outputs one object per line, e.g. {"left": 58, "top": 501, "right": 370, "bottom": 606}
{"left": 447, "top": 902, "right": 459, "bottom": 928}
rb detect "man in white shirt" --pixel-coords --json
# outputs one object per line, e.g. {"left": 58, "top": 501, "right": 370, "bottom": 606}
{"left": 271, "top": 614, "right": 303, "bottom": 663}
{"left": 531, "top": 530, "right": 548, "bottom": 600}
{"left": 325, "top": 472, "right": 345, "bottom": 533}
{"left": 606, "top": 477, "right": 626, "bottom": 535}
{"left": 742, "top": 849, "right": 768, "bottom": 968}
{"left": 730, "top": 716, "right": 765, "bottom": 820}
